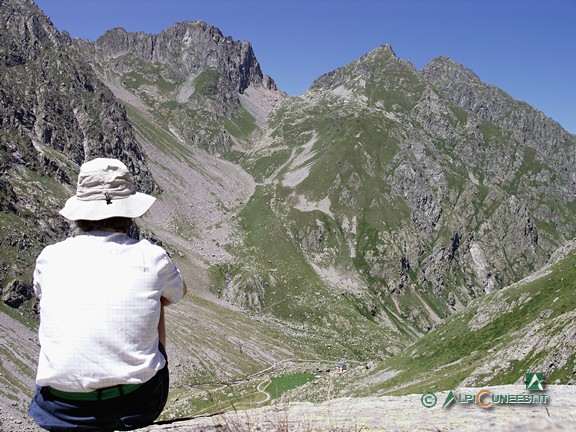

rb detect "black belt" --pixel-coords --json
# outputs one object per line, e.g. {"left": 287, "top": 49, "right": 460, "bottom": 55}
{"left": 48, "top": 383, "right": 144, "bottom": 401}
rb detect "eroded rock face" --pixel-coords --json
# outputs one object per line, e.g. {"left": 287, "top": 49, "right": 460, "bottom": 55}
{"left": 2, "top": 279, "right": 33, "bottom": 308}
{"left": 0, "top": 0, "right": 155, "bottom": 307}
{"left": 81, "top": 22, "right": 281, "bottom": 155}
{"left": 245, "top": 44, "right": 575, "bottom": 334}
{"left": 95, "top": 23, "right": 273, "bottom": 94}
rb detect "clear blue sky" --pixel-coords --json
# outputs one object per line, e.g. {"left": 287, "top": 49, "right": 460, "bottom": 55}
{"left": 35, "top": 0, "right": 576, "bottom": 134}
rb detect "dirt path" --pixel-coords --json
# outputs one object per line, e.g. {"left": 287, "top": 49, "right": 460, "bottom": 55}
{"left": 255, "top": 378, "right": 271, "bottom": 406}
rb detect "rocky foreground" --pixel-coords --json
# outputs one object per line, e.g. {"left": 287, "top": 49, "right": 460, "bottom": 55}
{"left": 140, "top": 385, "right": 575, "bottom": 432}
{"left": 5, "top": 385, "right": 574, "bottom": 431}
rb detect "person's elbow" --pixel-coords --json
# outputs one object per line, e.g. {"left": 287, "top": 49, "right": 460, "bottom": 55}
{"left": 161, "top": 281, "right": 187, "bottom": 307}
{"left": 161, "top": 297, "right": 172, "bottom": 306}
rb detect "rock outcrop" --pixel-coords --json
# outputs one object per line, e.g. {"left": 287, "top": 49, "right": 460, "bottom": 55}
{"left": 0, "top": 0, "right": 155, "bottom": 307}
{"left": 76, "top": 22, "right": 281, "bottom": 155}
{"left": 140, "top": 385, "right": 576, "bottom": 432}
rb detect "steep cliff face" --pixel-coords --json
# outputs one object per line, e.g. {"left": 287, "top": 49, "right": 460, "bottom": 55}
{"left": 95, "top": 23, "right": 270, "bottom": 94}
{"left": 0, "top": 0, "right": 155, "bottom": 308}
{"left": 421, "top": 56, "right": 575, "bottom": 207}
{"left": 77, "top": 22, "right": 280, "bottom": 155}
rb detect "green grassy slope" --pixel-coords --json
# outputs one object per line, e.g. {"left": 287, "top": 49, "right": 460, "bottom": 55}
{"left": 332, "top": 242, "right": 576, "bottom": 397}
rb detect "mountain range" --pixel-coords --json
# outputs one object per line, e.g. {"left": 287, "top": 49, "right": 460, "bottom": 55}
{"left": 0, "top": 0, "right": 574, "bottom": 428}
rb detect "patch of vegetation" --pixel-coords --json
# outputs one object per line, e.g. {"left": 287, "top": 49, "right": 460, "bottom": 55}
{"left": 222, "top": 106, "right": 257, "bottom": 140}
{"left": 364, "top": 56, "right": 426, "bottom": 111}
{"left": 121, "top": 60, "right": 176, "bottom": 95}
{"left": 245, "top": 148, "right": 292, "bottom": 182}
{"left": 449, "top": 105, "right": 468, "bottom": 126}
{"left": 123, "top": 103, "right": 191, "bottom": 162}
{"left": 192, "top": 68, "right": 220, "bottom": 99}
{"left": 267, "top": 372, "right": 316, "bottom": 399}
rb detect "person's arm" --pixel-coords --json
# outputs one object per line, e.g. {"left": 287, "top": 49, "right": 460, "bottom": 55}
{"left": 161, "top": 281, "right": 187, "bottom": 307}
{"left": 158, "top": 282, "right": 187, "bottom": 347}
{"left": 158, "top": 304, "right": 167, "bottom": 348}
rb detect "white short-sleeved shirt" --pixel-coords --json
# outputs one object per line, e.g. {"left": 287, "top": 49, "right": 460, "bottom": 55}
{"left": 33, "top": 231, "right": 185, "bottom": 392}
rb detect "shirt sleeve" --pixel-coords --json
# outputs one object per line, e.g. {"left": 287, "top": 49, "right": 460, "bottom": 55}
{"left": 156, "top": 252, "right": 185, "bottom": 304}
{"left": 33, "top": 249, "right": 47, "bottom": 300}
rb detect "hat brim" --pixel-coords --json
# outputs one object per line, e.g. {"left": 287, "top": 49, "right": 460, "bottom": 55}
{"left": 59, "top": 192, "right": 156, "bottom": 221}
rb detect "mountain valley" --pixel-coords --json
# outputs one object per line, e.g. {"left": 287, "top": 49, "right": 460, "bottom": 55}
{"left": 1, "top": 1, "right": 575, "bottom": 429}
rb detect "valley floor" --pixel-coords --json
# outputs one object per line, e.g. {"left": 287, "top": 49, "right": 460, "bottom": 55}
{"left": 141, "top": 385, "right": 576, "bottom": 431}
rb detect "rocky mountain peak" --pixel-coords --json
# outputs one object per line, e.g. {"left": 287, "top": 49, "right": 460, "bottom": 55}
{"left": 94, "top": 27, "right": 147, "bottom": 57}
{"left": 422, "top": 56, "right": 482, "bottom": 86}
{"left": 1, "top": 0, "right": 67, "bottom": 66}
{"left": 308, "top": 42, "right": 416, "bottom": 94}
{"left": 80, "top": 19, "right": 283, "bottom": 155}
{"left": 421, "top": 54, "right": 576, "bottom": 190}
{"left": 95, "top": 21, "right": 275, "bottom": 93}
{"left": 367, "top": 43, "right": 398, "bottom": 58}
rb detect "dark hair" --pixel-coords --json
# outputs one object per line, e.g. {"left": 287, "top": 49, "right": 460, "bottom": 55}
{"left": 75, "top": 217, "right": 133, "bottom": 232}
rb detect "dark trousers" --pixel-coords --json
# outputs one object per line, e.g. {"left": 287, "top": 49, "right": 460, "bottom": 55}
{"left": 28, "top": 345, "right": 169, "bottom": 432}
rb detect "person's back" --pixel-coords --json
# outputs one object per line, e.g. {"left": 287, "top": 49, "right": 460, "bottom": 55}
{"left": 35, "top": 232, "right": 183, "bottom": 392}
{"left": 29, "top": 158, "right": 187, "bottom": 431}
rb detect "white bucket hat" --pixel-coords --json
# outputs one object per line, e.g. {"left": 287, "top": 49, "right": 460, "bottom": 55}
{"left": 59, "top": 158, "right": 156, "bottom": 221}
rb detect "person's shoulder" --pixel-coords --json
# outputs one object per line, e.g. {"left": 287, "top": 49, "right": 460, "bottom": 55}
{"left": 136, "top": 240, "right": 177, "bottom": 269}
{"left": 39, "top": 236, "right": 76, "bottom": 253}
{"left": 36, "top": 236, "right": 78, "bottom": 261}
{"left": 134, "top": 238, "right": 170, "bottom": 257}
